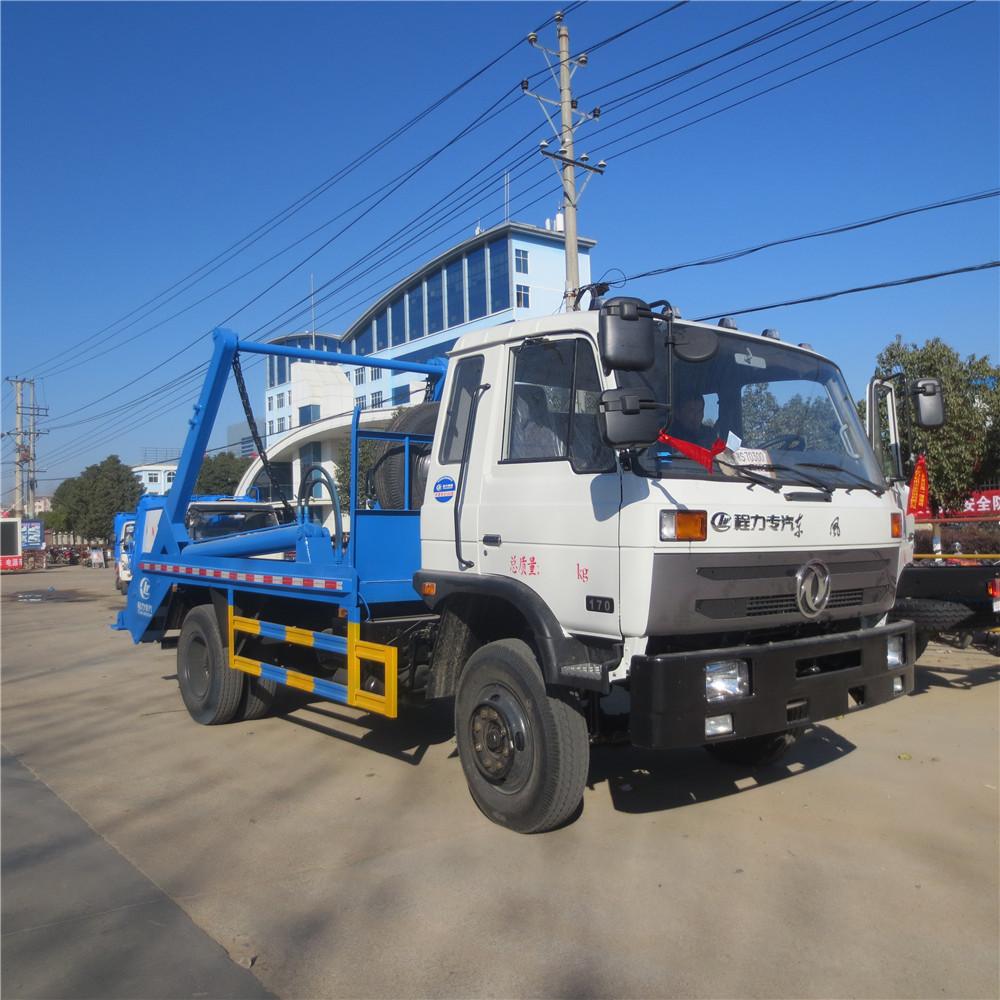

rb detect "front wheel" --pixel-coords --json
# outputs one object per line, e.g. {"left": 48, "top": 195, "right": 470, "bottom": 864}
{"left": 705, "top": 727, "right": 803, "bottom": 767}
{"left": 455, "top": 639, "right": 589, "bottom": 834}
{"left": 177, "top": 605, "right": 245, "bottom": 725}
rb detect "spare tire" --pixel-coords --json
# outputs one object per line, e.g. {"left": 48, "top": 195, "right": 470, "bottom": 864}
{"left": 371, "top": 402, "right": 440, "bottom": 510}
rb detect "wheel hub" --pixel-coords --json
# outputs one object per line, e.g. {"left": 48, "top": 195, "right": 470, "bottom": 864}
{"left": 469, "top": 685, "right": 530, "bottom": 788}
{"left": 185, "top": 637, "right": 211, "bottom": 700}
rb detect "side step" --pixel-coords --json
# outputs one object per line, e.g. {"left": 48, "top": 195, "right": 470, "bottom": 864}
{"left": 228, "top": 610, "right": 398, "bottom": 718}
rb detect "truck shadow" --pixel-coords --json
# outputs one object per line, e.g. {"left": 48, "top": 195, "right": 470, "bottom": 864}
{"left": 913, "top": 662, "right": 1000, "bottom": 692}
{"left": 587, "top": 724, "right": 855, "bottom": 816}
{"left": 271, "top": 690, "right": 455, "bottom": 766}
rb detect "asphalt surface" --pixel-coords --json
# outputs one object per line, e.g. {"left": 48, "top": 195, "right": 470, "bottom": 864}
{"left": 2, "top": 566, "right": 998, "bottom": 999}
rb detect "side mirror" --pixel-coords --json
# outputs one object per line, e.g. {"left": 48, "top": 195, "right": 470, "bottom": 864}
{"left": 912, "top": 378, "right": 945, "bottom": 428}
{"left": 598, "top": 388, "right": 663, "bottom": 448}
{"left": 672, "top": 325, "right": 719, "bottom": 363}
{"left": 598, "top": 297, "right": 654, "bottom": 372}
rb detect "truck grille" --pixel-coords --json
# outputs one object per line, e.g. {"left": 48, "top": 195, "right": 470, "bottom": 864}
{"left": 746, "top": 588, "right": 865, "bottom": 617}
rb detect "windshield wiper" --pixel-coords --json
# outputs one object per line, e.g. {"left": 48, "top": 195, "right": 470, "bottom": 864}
{"left": 735, "top": 462, "right": 834, "bottom": 497}
{"left": 795, "top": 462, "right": 885, "bottom": 496}
{"left": 715, "top": 458, "right": 783, "bottom": 493}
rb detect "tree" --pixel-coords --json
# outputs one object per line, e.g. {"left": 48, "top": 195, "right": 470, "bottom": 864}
{"left": 870, "top": 337, "right": 1000, "bottom": 510}
{"left": 333, "top": 439, "right": 379, "bottom": 513}
{"left": 195, "top": 452, "right": 253, "bottom": 496}
{"left": 52, "top": 455, "right": 144, "bottom": 541}
{"left": 49, "top": 477, "right": 83, "bottom": 534}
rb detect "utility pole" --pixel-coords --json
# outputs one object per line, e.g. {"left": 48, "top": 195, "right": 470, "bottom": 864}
{"left": 5, "top": 377, "right": 48, "bottom": 517}
{"left": 12, "top": 378, "right": 23, "bottom": 517}
{"left": 523, "top": 11, "right": 605, "bottom": 309}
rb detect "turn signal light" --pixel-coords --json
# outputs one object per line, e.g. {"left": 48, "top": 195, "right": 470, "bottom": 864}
{"left": 987, "top": 579, "right": 999, "bottom": 599}
{"left": 661, "top": 510, "right": 708, "bottom": 541}
{"left": 421, "top": 581, "right": 437, "bottom": 597}
{"left": 890, "top": 513, "right": 902, "bottom": 538}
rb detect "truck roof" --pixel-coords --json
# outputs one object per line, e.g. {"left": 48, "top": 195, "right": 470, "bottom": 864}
{"left": 447, "top": 309, "right": 828, "bottom": 363}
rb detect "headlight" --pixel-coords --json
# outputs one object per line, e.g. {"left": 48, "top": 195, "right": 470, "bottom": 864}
{"left": 705, "top": 659, "right": 750, "bottom": 701}
{"left": 887, "top": 635, "right": 904, "bottom": 668}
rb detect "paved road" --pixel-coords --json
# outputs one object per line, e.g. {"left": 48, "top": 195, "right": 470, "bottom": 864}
{"left": 2, "top": 566, "right": 998, "bottom": 999}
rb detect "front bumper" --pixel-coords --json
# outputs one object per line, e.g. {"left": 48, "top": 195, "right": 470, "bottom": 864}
{"left": 629, "top": 621, "right": 915, "bottom": 749}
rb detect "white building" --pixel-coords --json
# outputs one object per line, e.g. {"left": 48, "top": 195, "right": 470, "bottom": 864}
{"left": 132, "top": 462, "right": 178, "bottom": 496}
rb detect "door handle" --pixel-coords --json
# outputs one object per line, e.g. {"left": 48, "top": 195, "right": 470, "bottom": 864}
{"left": 482, "top": 534, "right": 502, "bottom": 547}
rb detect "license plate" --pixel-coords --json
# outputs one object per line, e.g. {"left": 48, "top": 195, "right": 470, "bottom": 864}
{"left": 732, "top": 448, "right": 774, "bottom": 476}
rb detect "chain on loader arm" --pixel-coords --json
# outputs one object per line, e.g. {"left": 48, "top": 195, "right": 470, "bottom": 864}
{"left": 232, "top": 351, "right": 293, "bottom": 516}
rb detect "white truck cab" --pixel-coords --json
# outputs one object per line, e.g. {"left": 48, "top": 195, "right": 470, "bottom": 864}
{"left": 413, "top": 301, "right": 922, "bottom": 826}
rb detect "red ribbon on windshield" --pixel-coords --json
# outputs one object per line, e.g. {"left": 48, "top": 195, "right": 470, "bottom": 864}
{"left": 657, "top": 431, "right": 726, "bottom": 472}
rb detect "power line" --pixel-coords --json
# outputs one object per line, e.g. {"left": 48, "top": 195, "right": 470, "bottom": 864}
{"left": 602, "top": 2, "right": 971, "bottom": 161}
{"left": 33, "top": 3, "right": 795, "bottom": 404}
{"left": 625, "top": 189, "right": 1000, "bottom": 281}
{"left": 693, "top": 260, "right": 1000, "bottom": 321}
{"left": 34, "top": 3, "right": 982, "bottom": 469}
{"left": 24, "top": 7, "right": 582, "bottom": 380}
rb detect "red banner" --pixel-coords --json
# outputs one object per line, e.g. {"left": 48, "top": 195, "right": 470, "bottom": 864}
{"left": 1, "top": 555, "right": 24, "bottom": 571}
{"left": 906, "top": 454, "right": 931, "bottom": 517}
{"left": 944, "top": 488, "right": 1000, "bottom": 519}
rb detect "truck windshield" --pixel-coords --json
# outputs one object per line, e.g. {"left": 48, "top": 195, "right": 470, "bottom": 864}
{"left": 186, "top": 506, "right": 280, "bottom": 541}
{"left": 619, "top": 326, "right": 884, "bottom": 490}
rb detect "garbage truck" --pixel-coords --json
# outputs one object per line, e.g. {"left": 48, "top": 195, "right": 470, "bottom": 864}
{"left": 116, "top": 299, "right": 944, "bottom": 832}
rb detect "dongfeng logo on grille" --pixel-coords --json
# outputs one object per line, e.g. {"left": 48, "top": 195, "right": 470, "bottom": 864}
{"left": 795, "top": 559, "right": 831, "bottom": 618}
{"left": 138, "top": 577, "right": 151, "bottom": 601}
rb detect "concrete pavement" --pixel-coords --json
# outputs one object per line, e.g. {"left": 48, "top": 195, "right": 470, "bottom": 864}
{"left": 2, "top": 566, "right": 998, "bottom": 998}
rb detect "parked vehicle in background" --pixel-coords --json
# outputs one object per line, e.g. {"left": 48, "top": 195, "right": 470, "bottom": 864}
{"left": 113, "top": 512, "right": 136, "bottom": 593}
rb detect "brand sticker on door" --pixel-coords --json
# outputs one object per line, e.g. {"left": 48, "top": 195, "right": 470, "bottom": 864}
{"left": 433, "top": 476, "right": 456, "bottom": 502}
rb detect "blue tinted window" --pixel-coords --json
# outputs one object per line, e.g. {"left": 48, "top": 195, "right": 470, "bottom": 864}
{"left": 446, "top": 259, "right": 464, "bottom": 328}
{"left": 392, "top": 384, "right": 411, "bottom": 405}
{"left": 276, "top": 356, "right": 287, "bottom": 384}
{"left": 426, "top": 271, "right": 443, "bottom": 335}
{"left": 408, "top": 285, "right": 423, "bottom": 340}
{"left": 390, "top": 298, "right": 405, "bottom": 346}
{"left": 375, "top": 313, "right": 388, "bottom": 352}
{"left": 467, "top": 246, "right": 486, "bottom": 320}
{"left": 298, "top": 404, "right": 320, "bottom": 426}
{"left": 353, "top": 325, "right": 373, "bottom": 355}
{"left": 489, "top": 239, "right": 510, "bottom": 312}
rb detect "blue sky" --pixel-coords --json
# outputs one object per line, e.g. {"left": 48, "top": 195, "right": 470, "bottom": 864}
{"left": 2, "top": 1, "right": 998, "bottom": 494}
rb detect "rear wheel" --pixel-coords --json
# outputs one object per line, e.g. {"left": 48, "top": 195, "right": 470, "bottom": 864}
{"left": 177, "top": 605, "right": 245, "bottom": 725}
{"left": 705, "top": 728, "right": 802, "bottom": 767}
{"left": 239, "top": 674, "right": 278, "bottom": 720}
{"left": 455, "top": 639, "right": 589, "bottom": 833}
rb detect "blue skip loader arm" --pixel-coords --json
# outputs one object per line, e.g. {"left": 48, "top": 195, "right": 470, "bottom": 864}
{"left": 117, "top": 327, "right": 448, "bottom": 643}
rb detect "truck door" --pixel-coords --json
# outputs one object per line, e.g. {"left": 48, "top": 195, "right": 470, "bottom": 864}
{"left": 474, "top": 336, "right": 622, "bottom": 639}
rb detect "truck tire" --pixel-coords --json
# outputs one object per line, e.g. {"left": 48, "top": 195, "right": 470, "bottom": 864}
{"left": 705, "top": 728, "right": 802, "bottom": 767}
{"left": 891, "top": 598, "right": 973, "bottom": 634}
{"left": 454, "top": 638, "right": 589, "bottom": 833}
{"left": 177, "top": 606, "right": 245, "bottom": 725}
{"left": 371, "top": 402, "right": 440, "bottom": 510}
{"left": 239, "top": 675, "right": 278, "bottom": 721}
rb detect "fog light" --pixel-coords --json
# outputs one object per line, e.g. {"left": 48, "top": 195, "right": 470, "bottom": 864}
{"left": 705, "top": 714, "right": 734, "bottom": 737}
{"left": 887, "top": 635, "right": 904, "bottom": 668}
{"left": 892, "top": 675, "right": 905, "bottom": 695}
{"left": 706, "top": 659, "right": 750, "bottom": 701}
